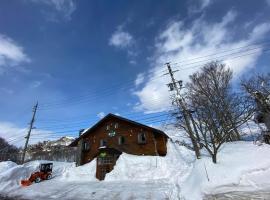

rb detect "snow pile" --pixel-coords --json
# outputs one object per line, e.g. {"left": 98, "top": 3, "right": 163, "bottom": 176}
{"left": 1, "top": 141, "right": 270, "bottom": 199}
{"left": 0, "top": 160, "right": 74, "bottom": 194}
{"left": 58, "top": 159, "right": 97, "bottom": 181}
{"left": 0, "top": 161, "right": 17, "bottom": 172}
{"left": 105, "top": 141, "right": 194, "bottom": 182}
{"left": 181, "top": 142, "right": 270, "bottom": 199}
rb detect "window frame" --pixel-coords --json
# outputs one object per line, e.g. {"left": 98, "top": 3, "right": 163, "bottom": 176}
{"left": 83, "top": 141, "right": 90, "bottom": 151}
{"left": 118, "top": 136, "right": 125, "bottom": 145}
{"left": 100, "top": 139, "right": 107, "bottom": 147}
{"left": 138, "top": 133, "right": 147, "bottom": 144}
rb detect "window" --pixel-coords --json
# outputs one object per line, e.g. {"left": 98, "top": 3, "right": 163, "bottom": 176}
{"left": 138, "top": 133, "right": 146, "bottom": 144}
{"left": 118, "top": 136, "right": 125, "bottom": 145}
{"left": 114, "top": 123, "right": 119, "bottom": 129}
{"left": 83, "top": 141, "right": 90, "bottom": 151}
{"left": 106, "top": 125, "right": 110, "bottom": 130}
{"left": 98, "top": 156, "right": 114, "bottom": 165}
{"left": 100, "top": 139, "right": 107, "bottom": 147}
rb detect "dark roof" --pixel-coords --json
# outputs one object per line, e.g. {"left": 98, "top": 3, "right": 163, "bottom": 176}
{"left": 69, "top": 113, "right": 168, "bottom": 147}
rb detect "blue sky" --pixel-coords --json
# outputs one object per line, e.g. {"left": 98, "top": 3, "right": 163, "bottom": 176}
{"left": 0, "top": 0, "right": 270, "bottom": 146}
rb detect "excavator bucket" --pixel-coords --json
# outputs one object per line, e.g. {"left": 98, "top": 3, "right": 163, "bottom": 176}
{"left": 21, "top": 179, "right": 32, "bottom": 187}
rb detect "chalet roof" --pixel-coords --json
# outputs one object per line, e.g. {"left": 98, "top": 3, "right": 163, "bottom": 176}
{"left": 69, "top": 113, "right": 168, "bottom": 147}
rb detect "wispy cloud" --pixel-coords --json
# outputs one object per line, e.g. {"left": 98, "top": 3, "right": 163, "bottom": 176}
{"left": 0, "top": 121, "right": 54, "bottom": 147}
{"left": 134, "top": 10, "right": 270, "bottom": 113}
{"left": 97, "top": 112, "right": 105, "bottom": 119}
{"left": 31, "top": 81, "right": 42, "bottom": 88}
{"left": 0, "top": 87, "right": 14, "bottom": 95}
{"left": 135, "top": 73, "right": 145, "bottom": 87}
{"left": 266, "top": 0, "right": 270, "bottom": 6}
{"left": 109, "top": 25, "right": 138, "bottom": 65}
{"left": 0, "top": 34, "right": 30, "bottom": 74}
{"left": 109, "top": 27, "right": 134, "bottom": 49}
{"left": 30, "top": 0, "right": 76, "bottom": 21}
{"left": 188, "top": 0, "right": 212, "bottom": 14}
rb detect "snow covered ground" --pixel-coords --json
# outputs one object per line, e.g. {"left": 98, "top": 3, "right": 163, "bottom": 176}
{"left": 1, "top": 141, "right": 270, "bottom": 200}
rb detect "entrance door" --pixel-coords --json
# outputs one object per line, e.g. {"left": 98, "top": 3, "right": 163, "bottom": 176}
{"left": 96, "top": 155, "right": 115, "bottom": 180}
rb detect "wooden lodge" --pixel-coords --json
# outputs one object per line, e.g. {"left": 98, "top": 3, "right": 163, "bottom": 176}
{"left": 69, "top": 113, "right": 168, "bottom": 180}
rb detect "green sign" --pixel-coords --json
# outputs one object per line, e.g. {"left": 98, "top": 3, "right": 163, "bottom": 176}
{"left": 100, "top": 152, "right": 107, "bottom": 157}
{"left": 108, "top": 131, "right": 116, "bottom": 137}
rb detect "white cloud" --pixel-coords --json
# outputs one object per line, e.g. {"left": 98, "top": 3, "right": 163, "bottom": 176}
{"left": 109, "top": 28, "right": 134, "bottom": 49}
{"left": 135, "top": 73, "right": 145, "bottom": 87}
{"left": 97, "top": 112, "right": 105, "bottom": 119}
{"left": 0, "top": 34, "right": 30, "bottom": 74}
{"left": 0, "top": 88, "right": 14, "bottom": 95}
{"left": 200, "top": 0, "right": 211, "bottom": 9}
{"left": 188, "top": 0, "right": 212, "bottom": 14}
{"left": 134, "top": 10, "right": 270, "bottom": 113}
{"left": 30, "top": 0, "right": 76, "bottom": 21}
{"left": 0, "top": 122, "right": 54, "bottom": 147}
{"left": 266, "top": 0, "right": 270, "bottom": 6}
{"left": 129, "top": 60, "right": 137, "bottom": 65}
{"left": 31, "top": 81, "right": 42, "bottom": 88}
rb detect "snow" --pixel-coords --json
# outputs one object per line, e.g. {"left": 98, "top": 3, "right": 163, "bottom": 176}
{"left": 59, "top": 159, "right": 97, "bottom": 182}
{"left": 106, "top": 141, "right": 194, "bottom": 182}
{"left": 181, "top": 142, "right": 270, "bottom": 199}
{"left": 0, "top": 161, "right": 17, "bottom": 172}
{"left": 1, "top": 141, "right": 270, "bottom": 199}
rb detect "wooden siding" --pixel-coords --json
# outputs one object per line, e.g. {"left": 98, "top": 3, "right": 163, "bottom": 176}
{"left": 79, "top": 117, "right": 167, "bottom": 165}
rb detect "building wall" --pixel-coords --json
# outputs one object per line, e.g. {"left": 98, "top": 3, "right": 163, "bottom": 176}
{"left": 79, "top": 118, "right": 167, "bottom": 165}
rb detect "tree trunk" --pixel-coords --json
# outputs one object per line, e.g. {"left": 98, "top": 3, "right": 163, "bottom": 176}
{"left": 212, "top": 152, "right": 217, "bottom": 163}
{"left": 192, "top": 138, "right": 201, "bottom": 159}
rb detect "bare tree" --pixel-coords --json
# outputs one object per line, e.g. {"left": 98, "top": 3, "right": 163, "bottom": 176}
{"left": 242, "top": 74, "right": 270, "bottom": 143}
{"left": 242, "top": 74, "right": 270, "bottom": 123}
{"left": 185, "top": 62, "right": 253, "bottom": 163}
{"left": 0, "top": 137, "right": 19, "bottom": 153}
{"left": 0, "top": 137, "right": 20, "bottom": 162}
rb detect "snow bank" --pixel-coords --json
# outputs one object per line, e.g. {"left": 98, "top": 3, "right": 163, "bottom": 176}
{"left": 105, "top": 141, "right": 194, "bottom": 181}
{"left": 58, "top": 159, "right": 97, "bottom": 181}
{"left": 1, "top": 141, "right": 270, "bottom": 200}
{"left": 181, "top": 142, "right": 270, "bottom": 200}
{"left": 0, "top": 160, "right": 75, "bottom": 194}
{"left": 0, "top": 161, "right": 17, "bottom": 172}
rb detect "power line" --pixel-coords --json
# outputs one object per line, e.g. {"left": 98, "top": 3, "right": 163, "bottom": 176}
{"left": 37, "top": 41, "right": 270, "bottom": 110}
{"left": 32, "top": 46, "right": 270, "bottom": 136}
{"left": 171, "top": 40, "right": 270, "bottom": 65}
{"left": 173, "top": 46, "right": 270, "bottom": 71}
{"left": 36, "top": 112, "right": 171, "bottom": 130}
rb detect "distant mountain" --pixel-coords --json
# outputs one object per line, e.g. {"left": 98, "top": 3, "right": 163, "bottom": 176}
{"left": 47, "top": 136, "right": 75, "bottom": 147}
{"left": 27, "top": 136, "right": 75, "bottom": 152}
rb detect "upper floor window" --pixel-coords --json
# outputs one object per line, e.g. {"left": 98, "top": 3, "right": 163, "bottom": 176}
{"left": 83, "top": 141, "right": 90, "bottom": 151}
{"left": 118, "top": 136, "right": 125, "bottom": 145}
{"left": 100, "top": 139, "right": 107, "bottom": 147}
{"left": 114, "top": 123, "right": 119, "bottom": 129}
{"left": 106, "top": 125, "right": 110, "bottom": 130}
{"left": 138, "top": 133, "right": 146, "bottom": 144}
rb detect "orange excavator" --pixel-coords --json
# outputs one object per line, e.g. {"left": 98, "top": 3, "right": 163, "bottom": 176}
{"left": 21, "top": 163, "right": 53, "bottom": 187}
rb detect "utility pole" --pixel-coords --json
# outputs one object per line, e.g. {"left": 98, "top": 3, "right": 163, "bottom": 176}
{"left": 22, "top": 102, "right": 38, "bottom": 163}
{"left": 164, "top": 63, "right": 201, "bottom": 158}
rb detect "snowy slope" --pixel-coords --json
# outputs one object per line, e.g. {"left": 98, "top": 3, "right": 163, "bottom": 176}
{"left": 181, "top": 142, "right": 270, "bottom": 199}
{"left": 1, "top": 141, "right": 270, "bottom": 200}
